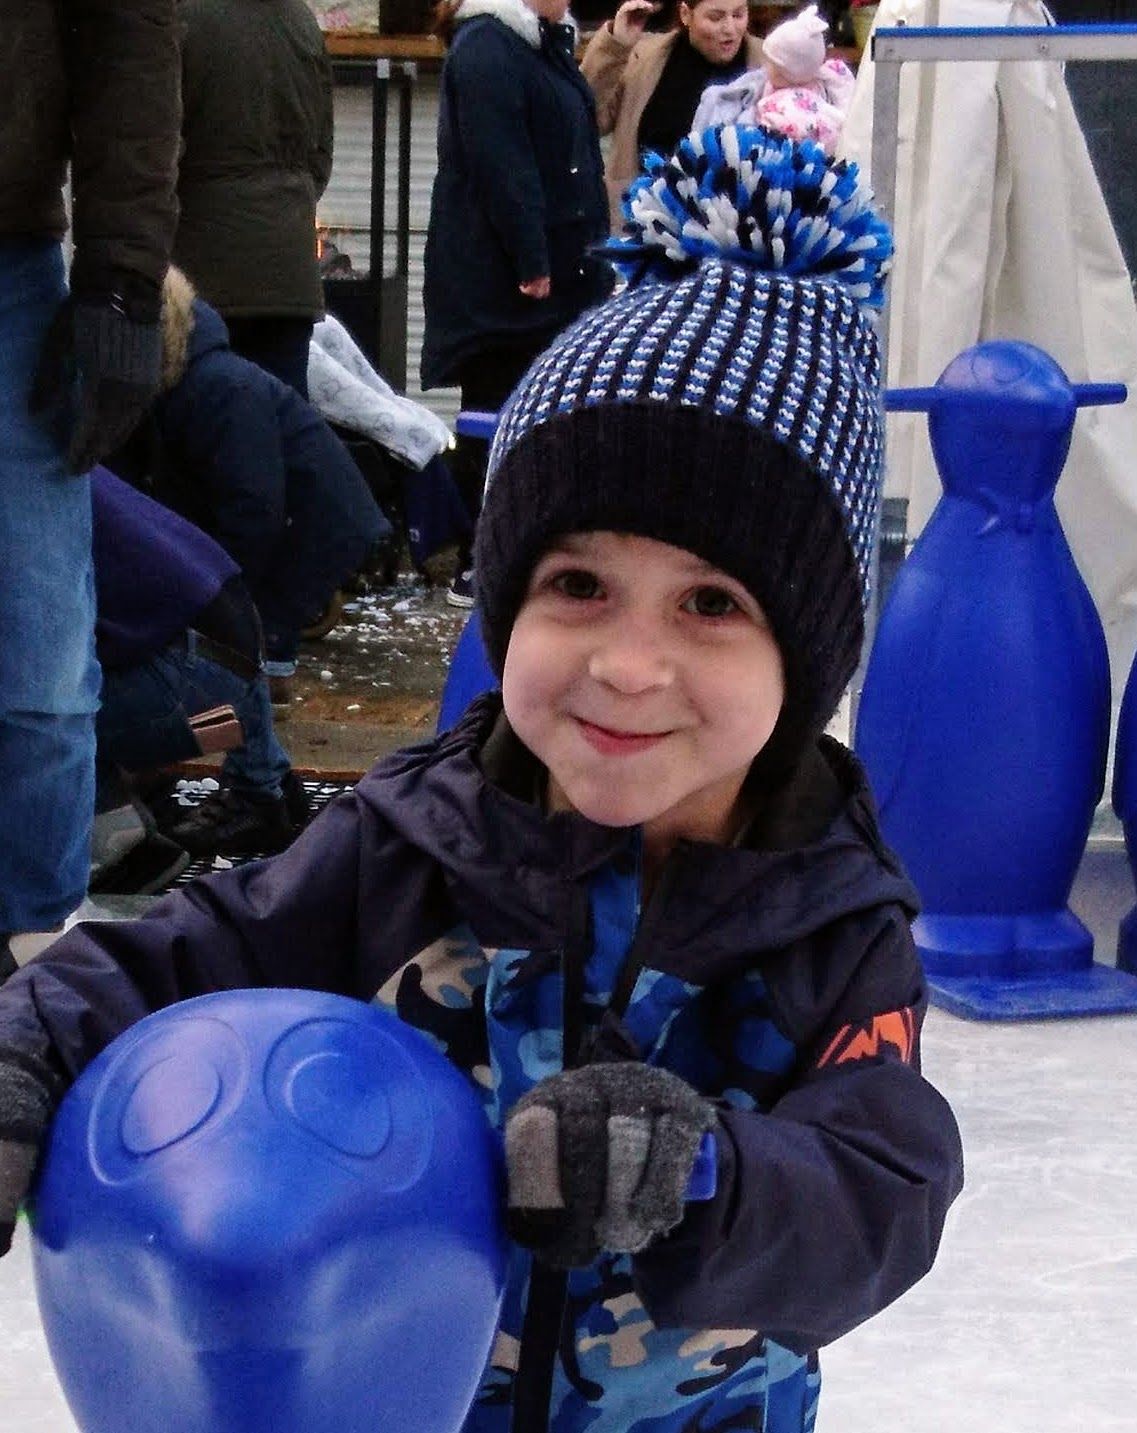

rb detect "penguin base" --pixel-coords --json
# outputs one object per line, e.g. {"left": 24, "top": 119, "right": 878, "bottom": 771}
{"left": 916, "top": 910, "right": 1137, "bottom": 1020}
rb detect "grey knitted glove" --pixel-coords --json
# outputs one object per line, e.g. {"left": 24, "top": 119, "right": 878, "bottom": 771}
{"left": 504, "top": 1062, "right": 715, "bottom": 1269}
{"left": 0, "top": 1051, "right": 62, "bottom": 1256}
{"left": 30, "top": 273, "right": 163, "bottom": 474}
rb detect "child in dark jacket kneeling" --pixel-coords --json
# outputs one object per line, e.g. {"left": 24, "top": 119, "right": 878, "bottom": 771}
{"left": 0, "top": 127, "right": 963, "bottom": 1432}
{"left": 120, "top": 266, "right": 391, "bottom": 703}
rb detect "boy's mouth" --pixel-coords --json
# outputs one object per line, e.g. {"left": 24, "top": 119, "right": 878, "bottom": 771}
{"left": 573, "top": 717, "right": 671, "bottom": 756}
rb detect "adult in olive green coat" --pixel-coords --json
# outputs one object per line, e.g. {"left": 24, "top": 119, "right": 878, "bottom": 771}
{"left": 174, "top": 0, "right": 334, "bottom": 395}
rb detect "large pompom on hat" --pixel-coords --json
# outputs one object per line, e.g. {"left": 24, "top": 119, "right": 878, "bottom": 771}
{"left": 475, "top": 125, "right": 892, "bottom": 752}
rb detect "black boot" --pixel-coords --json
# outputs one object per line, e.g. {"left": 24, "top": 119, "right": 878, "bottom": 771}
{"left": 281, "top": 771, "right": 313, "bottom": 830}
{"left": 88, "top": 831, "right": 192, "bottom": 895}
{"left": 168, "top": 784, "right": 302, "bottom": 858}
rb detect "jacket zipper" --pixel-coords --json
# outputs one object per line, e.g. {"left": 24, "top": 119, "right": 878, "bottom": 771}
{"left": 510, "top": 880, "right": 593, "bottom": 1433}
{"left": 607, "top": 856, "right": 682, "bottom": 1020}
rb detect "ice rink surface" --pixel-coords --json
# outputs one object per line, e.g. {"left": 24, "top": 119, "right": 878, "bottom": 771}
{"left": 2, "top": 850, "right": 1136, "bottom": 1432}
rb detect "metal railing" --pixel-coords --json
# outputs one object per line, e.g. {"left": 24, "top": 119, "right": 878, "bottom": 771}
{"left": 870, "top": 22, "right": 1137, "bottom": 367}
{"left": 324, "top": 58, "right": 417, "bottom": 390}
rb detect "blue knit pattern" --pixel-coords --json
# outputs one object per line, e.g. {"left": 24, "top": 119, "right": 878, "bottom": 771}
{"left": 489, "top": 256, "right": 884, "bottom": 601}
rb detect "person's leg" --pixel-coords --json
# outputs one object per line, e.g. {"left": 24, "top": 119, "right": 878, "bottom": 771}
{"left": 100, "top": 643, "right": 292, "bottom": 796}
{"left": 97, "top": 652, "right": 220, "bottom": 775}
{"left": 448, "top": 340, "right": 550, "bottom": 606}
{"left": 453, "top": 341, "right": 549, "bottom": 522}
{"left": 0, "top": 240, "right": 101, "bottom": 936}
{"left": 215, "top": 673, "right": 311, "bottom": 844}
{"left": 253, "top": 435, "right": 389, "bottom": 688}
{"left": 99, "top": 644, "right": 302, "bottom": 856}
{"left": 217, "top": 673, "right": 293, "bottom": 796}
{"left": 164, "top": 658, "right": 304, "bottom": 855}
{"left": 225, "top": 316, "right": 315, "bottom": 400}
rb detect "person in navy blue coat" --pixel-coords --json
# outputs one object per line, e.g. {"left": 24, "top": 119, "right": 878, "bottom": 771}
{"left": 421, "top": 0, "right": 614, "bottom": 605}
{"left": 116, "top": 267, "right": 391, "bottom": 706}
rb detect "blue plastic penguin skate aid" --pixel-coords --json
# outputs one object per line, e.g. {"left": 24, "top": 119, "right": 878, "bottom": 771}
{"left": 437, "top": 409, "right": 502, "bottom": 736}
{"left": 437, "top": 607, "right": 497, "bottom": 734}
{"left": 1113, "top": 667, "right": 1137, "bottom": 976}
{"left": 856, "top": 340, "right": 1137, "bottom": 1020}
{"left": 29, "top": 990, "right": 510, "bottom": 1433}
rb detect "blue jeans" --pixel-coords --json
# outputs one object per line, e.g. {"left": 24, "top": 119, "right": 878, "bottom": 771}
{"left": 0, "top": 240, "right": 100, "bottom": 932}
{"left": 98, "top": 637, "right": 292, "bottom": 799}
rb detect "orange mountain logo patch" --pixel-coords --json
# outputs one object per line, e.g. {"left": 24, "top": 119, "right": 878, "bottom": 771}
{"left": 817, "top": 1007, "right": 917, "bottom": 1068}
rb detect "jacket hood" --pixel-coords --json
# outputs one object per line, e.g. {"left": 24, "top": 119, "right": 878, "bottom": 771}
{"left": 186, "top": 298, "right": 232, "bottom": 362}
{"left": 160, "top": 265, "right": 197, "bottom": 390}
{"left": 455, "top": 0, "right": 577, "bottom": 48}
{"left": 353, "top": 693, "right": 919, "bottom": 964}
{"left": 159, "top": 267, "right": 231, "bottom": 387}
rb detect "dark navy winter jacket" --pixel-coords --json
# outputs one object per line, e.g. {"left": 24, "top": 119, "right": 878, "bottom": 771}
{"left": 421, "top": 0, "right": 614, "bottom": 388}
{"left": 146, "top": 299, "right": 389, "bottom": 641}
{"left": 0, "top": 695, "right": 962, "bottom": 1430}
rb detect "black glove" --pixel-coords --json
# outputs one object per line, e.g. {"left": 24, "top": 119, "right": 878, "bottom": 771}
{"left": 504, "top": 1062, "right": 715, "bottom": 1269}
{"left": 0, "top": 1050, "right": 61, "bottom": 1256}
{"left": 30, "top": 269, "right": 163, "bottom": 475}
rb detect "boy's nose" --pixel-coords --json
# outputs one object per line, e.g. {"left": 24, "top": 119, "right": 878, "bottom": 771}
{"left": 587, "top": 636, "right": 674, "bottom": 694}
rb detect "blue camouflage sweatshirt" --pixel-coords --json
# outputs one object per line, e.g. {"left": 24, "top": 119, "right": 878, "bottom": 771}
{"left": 0, "top": 695, "right": 963, "bottom": 1432}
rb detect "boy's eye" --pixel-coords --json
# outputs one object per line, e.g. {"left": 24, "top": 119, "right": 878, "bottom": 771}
{"left": 682, "top": 586, "right": 739, "bottom": 618}
{"left": 552, "top": 569, "right": 602, "bottom": 600}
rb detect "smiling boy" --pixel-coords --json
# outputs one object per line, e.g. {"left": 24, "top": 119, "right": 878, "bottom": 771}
{"left": 0, "top": 129, "right": 963, "bottom": 1432}
{"left": 506, "top": 532, "right": 786, "bottom": 865}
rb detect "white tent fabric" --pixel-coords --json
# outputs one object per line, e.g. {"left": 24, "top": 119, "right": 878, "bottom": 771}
{"left": 840, "top": 0, "right": 1137, "bottom": 715}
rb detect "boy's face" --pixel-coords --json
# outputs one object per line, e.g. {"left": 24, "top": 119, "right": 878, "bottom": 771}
{"left": 502, "top": 532, "right": 785, "bottom": 848}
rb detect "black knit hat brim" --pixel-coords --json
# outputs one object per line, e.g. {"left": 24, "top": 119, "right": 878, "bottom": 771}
{"left": 475, "top": 401, "right": 864, "bottom": 739}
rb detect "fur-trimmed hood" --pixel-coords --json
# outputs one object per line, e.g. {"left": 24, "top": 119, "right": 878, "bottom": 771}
{"left": 159, "top": 266, "right": 199, "bottom": 391}
{"left": 453, "top": 0, "right": 577, "bottom": 48}
{"left": 159, "top": 267, "right": 235, "bottom": 392}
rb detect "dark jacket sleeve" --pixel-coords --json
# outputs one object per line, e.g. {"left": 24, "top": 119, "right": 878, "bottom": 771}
{"left": 633, "top": 911, "right": 964, "bottom": 1352}
{"left": 65, "top": 0, "right": 181, "bottom": 285}
{"left": 0, "top": 787, "right": 447, "bottom": 1092}
{"left": 447, "top": 28, "right": 550, "bottom": 283}
{"left": 161, "top": 363, "right": 289, "bottom": 585}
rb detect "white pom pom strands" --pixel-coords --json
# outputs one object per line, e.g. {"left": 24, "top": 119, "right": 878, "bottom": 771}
{"left": 617, "top": 124, "right": 893, "bottom": 311}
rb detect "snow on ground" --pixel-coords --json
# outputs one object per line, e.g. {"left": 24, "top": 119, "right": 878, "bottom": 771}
{"left": 280, "top": 576, "right": 468, "bottom": 727}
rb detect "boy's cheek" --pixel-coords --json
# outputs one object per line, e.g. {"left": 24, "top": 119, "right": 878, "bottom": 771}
{"left": 501, "top": 636, "right": 554, "bottom": 757}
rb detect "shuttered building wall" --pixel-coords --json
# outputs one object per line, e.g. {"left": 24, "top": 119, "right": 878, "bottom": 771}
{"left": 318, "top": 69, "right": 462, "bottom": 426}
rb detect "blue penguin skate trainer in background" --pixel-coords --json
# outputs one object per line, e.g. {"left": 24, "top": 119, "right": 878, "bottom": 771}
{"left": 30, "top": 990, "right": 509, "bottom": 1433}
{"left": 855, "top": 340, "right": 1137, "bottom": 1020}
{"left": 0, "top": 126, "right": 962, "bottom": 1433}
{"left": 1111, "top": 656, "right": 1137, "bottom": 975}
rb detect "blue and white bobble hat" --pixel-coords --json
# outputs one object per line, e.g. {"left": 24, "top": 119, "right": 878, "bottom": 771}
{"left": 475, "top": 125, "right": 893, "bottom": 744}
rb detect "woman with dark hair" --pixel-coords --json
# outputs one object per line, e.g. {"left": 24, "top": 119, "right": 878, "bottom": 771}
{"left": 582, "top": 0, "right": 763, "bottom": 229}
{"left": 421, "top": 0, "right": 613, "bottom": 606}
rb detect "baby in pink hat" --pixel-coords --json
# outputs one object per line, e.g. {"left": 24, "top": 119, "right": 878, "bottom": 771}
{"left": 693, "top": 5, "right": 854, "bottom": 155}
